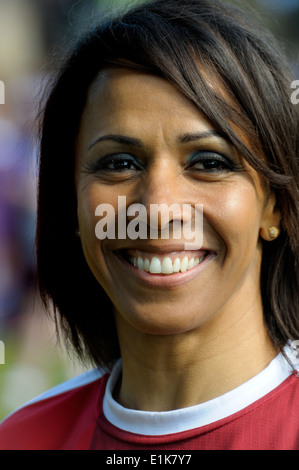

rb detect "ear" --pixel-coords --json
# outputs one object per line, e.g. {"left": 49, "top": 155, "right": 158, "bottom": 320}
{"left": 259, "top": 191, "right": 281, "bottom": 242}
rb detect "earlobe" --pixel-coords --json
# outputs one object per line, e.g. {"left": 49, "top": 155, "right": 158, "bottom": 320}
{"left": 259, "top": 192, "right": 281, "bottom": 241}
{"left": 260, "top": 225, "right": 280, "bottom": 241}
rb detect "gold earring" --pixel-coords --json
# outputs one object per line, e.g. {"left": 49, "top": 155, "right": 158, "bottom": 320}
{"left": 268, "top": 226, "right": 279, "bottom": 240}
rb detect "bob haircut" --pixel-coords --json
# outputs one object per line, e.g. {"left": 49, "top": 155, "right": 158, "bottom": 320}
{"left": 37, "top": 0, "right": 299, "bottom": 369}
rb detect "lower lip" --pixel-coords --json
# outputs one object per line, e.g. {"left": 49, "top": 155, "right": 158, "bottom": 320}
{"left": 113, "top": 252, "right": 215, "bottom": 288}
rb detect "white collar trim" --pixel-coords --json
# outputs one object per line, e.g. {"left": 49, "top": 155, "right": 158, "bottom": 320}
{"left": 103, "top": 344, "right": 297, "bottom": 436}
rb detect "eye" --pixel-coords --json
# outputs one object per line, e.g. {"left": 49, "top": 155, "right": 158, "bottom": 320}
{"left": 89, "top": 153, "right": 143, "bottom": 173}
{"left": 187, "top": 151, "right": 241, "bottom": 173}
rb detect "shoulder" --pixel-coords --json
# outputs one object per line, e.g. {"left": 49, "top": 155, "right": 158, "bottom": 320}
{"left": 0, "top": 368, "right": 109, "bottom": 450}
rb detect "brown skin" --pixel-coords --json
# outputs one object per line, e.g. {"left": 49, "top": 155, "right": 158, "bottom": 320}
{"left": 75, "top": 69, "right": 280, "bottom": 411}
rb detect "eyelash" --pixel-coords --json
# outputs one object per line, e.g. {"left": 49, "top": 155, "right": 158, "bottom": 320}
{"left": 87, "top": 151, "right": 242, "bottom": 174}
{"left": 187, "top": 151, "right": 242, "bottom": 172}
{"left": 88, "top": 154, "right": 143, "bottom": 173}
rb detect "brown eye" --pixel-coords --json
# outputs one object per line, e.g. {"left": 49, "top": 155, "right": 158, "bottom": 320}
{"left": 192, "top": 159, "right": 228, "bottom": 171}
{"left": 91, "top": 153, "right": 143, "bottom": 172}
{"left": 106, "top": 159, "right": 135, "bottom": 170}
{"left": 187, "top": 151, "right": 241, "bottom": 173}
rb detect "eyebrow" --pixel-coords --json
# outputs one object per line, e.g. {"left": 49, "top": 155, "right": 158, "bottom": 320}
{"left": 88, "top": 134, "right": 142, "bottom": 151}
{"left": 87, "top": 130, "right": 225, "bottom": 151}
{"left": 178, "top": 130, "right": 225, "bottom": 143}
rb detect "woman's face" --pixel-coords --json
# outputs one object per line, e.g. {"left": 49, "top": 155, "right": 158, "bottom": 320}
{"left": 75, "top": 69, "right": 279, "bottom": 336}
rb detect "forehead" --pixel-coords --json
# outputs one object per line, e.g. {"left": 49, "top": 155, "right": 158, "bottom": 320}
{"left": 77, "top": 68, "right": 221, "bottom": 150}
{"left": 86, "top": 68, "right": 198, "bottom": 111}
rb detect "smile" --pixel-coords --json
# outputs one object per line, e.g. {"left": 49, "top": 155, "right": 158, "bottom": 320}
{"left": 121, "top": 249, "right": 208, "bottom": 275}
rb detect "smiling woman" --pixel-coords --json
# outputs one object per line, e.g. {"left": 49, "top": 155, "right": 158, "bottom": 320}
{"left": 0, "top": 0, "right": 299, "bottom": 450}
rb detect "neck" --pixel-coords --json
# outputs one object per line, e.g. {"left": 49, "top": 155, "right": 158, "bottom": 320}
{"left": 114, "top": 302, "right": 277, "bottom": 412}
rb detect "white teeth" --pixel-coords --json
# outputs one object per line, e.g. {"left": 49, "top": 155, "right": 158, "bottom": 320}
{"left": 161, "top": 257, "right": 173, "bottom": 274}
{"left": 150, "top": 257, "right": 162, "bottom": 274}
{"left": 173, "top": 258, "right": 180, "bottom": 272}
{"left": 180, "top": 256, "right": 188, "bottom": 273}
{"left": 137, "top": 257, "right": 144, "bottom": 271}
{"left": 129, "top": 253, "right": 206, "bottom": 274}
{"left": 144, "top": 258, "right": 150, "bottom": 272}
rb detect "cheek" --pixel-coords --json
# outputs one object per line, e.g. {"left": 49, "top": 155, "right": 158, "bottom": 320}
{"left": 208, "top": 184, "right": 262, "bottom": 253}
{"left": 76, "top": 183, "right": 122, "bottom": 282}
{"left": 224, "top": 188, "right": 258, "bottom": 225}
{"left": 77, "top": 184, "right": 107, "bottom": 272}
{"left": 77, "top": 183, "right": 119, "bottom": 235}
{"left": 77, "top": 186, "right": 98, "bottom": 241}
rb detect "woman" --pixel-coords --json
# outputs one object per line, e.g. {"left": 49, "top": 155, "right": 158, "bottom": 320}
{"left": 0, "top": 0, "right": 299, "bottom": 450}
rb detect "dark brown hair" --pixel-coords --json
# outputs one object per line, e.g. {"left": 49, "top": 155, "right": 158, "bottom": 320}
{"left": 37, "top": 0, "right": 299, "bottom": 369}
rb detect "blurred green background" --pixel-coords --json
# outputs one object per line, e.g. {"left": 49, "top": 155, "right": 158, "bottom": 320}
{"left": 0, "top": 0, "right": 298, "bottom": 422}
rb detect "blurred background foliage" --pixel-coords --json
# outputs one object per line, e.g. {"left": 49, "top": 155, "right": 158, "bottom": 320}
{"left": 0, "top": 0, "right": 298, "bottom": 421}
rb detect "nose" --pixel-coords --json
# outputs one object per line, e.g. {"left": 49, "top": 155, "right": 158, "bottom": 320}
{"left": 142, "top": 161, "right": 180, "bottom": 207}
{"left": 135, "top": 160, "right": 192, "bottom": 235}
